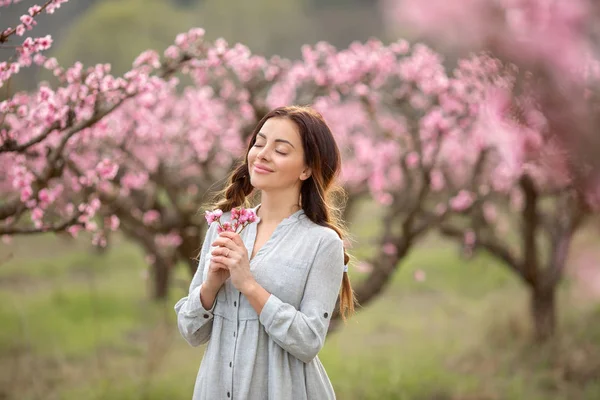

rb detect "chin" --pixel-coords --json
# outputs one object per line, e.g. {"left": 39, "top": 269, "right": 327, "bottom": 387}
{"left": 249, "top": 176, "right": 267, "bottom": 190}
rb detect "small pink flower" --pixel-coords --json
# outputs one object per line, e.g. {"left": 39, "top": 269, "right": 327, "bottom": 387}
{"left": 20, "top": 186, "right": 33, "bottom": 202}
{"left": 246, "top": 210, "right": 257, "bottom": 223}
{"left": 464, "top": 230, "right": 476, "bottom": 246}
{"left": 67, "top": 225, "right": 82, "bottom": 238}
{"left": 92, "top": 233, "right": 107, "bottom": 248}
{"left": 405, "top": 152, "right": 420, "bottom": 169}
{"left": 483, "top": 203, "right": 497, "bottom": 222}
{"left": 217, "top": 222, "right": 233, "bottom": 233}
{"left": 450, "top": 190, "right": 475, "bottom": 211}
{"left": 108, "top": 215, "right": 120, "bottom": 231}
{"left": 204, "top": 209, "right": 223, "bottom": 225}
{"left": 414, "top": 269, "right": 426, "bottom": 282}
{"left": 383, "top": 242, "right": 397, "bottom": 255}
{"left": 143, "top": 210, "right": 160, "bottom": 225}
{"left": 31, "top": 207, "right": 43, "bottom": 221}
{"left": 38, "top": 188, "right": 51, "bottom": 206}
{"left": 354, "top": 261, "right": 373, "bottom": 273}
{"left": 96, "top": 159, "right": 118, "bottom": 180}
{"left": 28, "top": 5, "right": 42, "bottom": 16}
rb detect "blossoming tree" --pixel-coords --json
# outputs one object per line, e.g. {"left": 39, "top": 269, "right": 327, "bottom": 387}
{"left": 384, "top": 0, "right": 600, "bottom": 340}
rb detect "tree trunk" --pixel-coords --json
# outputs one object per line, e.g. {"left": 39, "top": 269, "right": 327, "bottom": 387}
{"left": 178, "top": 227, "right": 203, "bottom": 275}
{"left": 530, "top": 284, "right": 556, "bottom": 342}
{"left": 151, "top": 258, "right": 171, "bottom": 300}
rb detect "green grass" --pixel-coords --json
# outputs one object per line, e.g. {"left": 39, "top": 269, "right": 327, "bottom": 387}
{"left": 1, "top": 226, "right": 600, "bottom": 399}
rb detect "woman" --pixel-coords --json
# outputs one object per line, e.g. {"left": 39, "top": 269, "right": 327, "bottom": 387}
{"left": 174, "top": 105, "right": 355, "bottom": 400}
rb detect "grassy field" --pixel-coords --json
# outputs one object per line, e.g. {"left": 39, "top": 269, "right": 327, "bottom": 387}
{"left": 1, "top": 224, "right": 600, "bottom": 399}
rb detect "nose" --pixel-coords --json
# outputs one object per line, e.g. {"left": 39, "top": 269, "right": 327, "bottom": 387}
{"left": 256, "top": 146, "right": 271, "bottom": 161}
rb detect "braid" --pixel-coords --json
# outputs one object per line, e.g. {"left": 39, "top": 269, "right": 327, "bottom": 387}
{"left": 211, "top": 162, "right": 254, "bottom": 213}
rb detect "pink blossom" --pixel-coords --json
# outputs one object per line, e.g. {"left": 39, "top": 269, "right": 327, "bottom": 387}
{"left": 354, "top": 261, "right": 373, "bottom": 273}
{"left": 143, "top": 210, "right": 160, "bottom": 225}
{"left": 20, "top": 186, "right": 33, "bottom": 202}
{"left": 430, "top": 169, "right": 445, "bottom": 191}
{"left": 205, "top": 209, "right": 223, "bottom": 225}
{"left": 67, "top": 225, "right": 82, "bottom": 238}
{"left": 95, "top": 159, "right": 118, "bottom": 180}
{"left": 19, "top": 15, "right": 35, "bottom": 30}
{"left": 413, "top": 269, "right": 426, "bottom": 282}
{"left": 46, "top": 0, "right": 69, "bottom": 14}
{"left": 92, "top": 233, "right": 107, "bottom": 248}
{"left": 483, "top": 203, "right": 497, "bottom": 222}
{"left": 230, "top": 208, "right": 241, "bottom": 221}
{"left": 405, "top": 152, "right": 420, "bottom": 169}
{"left": 217, "top": 222, "right": 233, "bottom": 234}
{"left": 450, "top": 190, "right": 475, "bottom": 211}
{"left": 28, "top": 5, "right": 42, "bottom": 15}
{"left": 31, "top": 207, "right": 43, "bottom": 221}
{"left": 464, "top": 230, "right": 476, "bottom": 246}
{"left": 108, "top": 215, "right": 120, "bottom": 231}
{"left": 383, "top": 242, "right": 397, "bottom": 255}
{"left": 155, "top": 232, "right": 182, "bottom": 248}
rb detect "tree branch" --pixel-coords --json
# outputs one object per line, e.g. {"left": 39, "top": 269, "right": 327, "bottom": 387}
{"left": 439, "top": 223, "right": 526, "bottom": 283}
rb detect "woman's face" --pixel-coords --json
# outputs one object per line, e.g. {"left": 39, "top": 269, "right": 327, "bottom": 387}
{"left": 247, "top": 117, "right": 311, "bottom": 192}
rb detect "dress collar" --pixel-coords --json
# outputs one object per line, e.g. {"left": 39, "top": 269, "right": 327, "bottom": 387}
{"left": 252, "top": 203, "right": 305, "bottom": 226}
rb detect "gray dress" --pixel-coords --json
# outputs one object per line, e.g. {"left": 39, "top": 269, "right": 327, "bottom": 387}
{"left": 174, "top": 204, "right": 345, "bottom": 399}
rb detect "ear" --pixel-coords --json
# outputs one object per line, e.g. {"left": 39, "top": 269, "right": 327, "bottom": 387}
{"left": 300, "top": 166, "right": 312, "bottom": 181}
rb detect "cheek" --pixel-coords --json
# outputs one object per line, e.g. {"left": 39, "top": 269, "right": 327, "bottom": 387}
{"left": 279, "top": 160, "right": 304, "bottom": 178}
{"left": 247, "top": 149, "right": 257, "bottom": 164}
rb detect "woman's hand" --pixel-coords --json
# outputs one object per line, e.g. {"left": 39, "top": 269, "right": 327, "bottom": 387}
{"left": 211, "top": 231, "right": 256, "bottom": 294}
{"left": 203, "top": 256, "right": 230, "bottom": 293}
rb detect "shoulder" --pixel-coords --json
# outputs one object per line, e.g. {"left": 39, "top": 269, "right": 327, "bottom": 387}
{"left": 298, "top": 217, "right": 342, "bottom": 247}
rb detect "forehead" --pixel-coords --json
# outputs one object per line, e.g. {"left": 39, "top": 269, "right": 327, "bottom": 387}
{"left": 257, "top": 118, "right": 301, "bottom": 144}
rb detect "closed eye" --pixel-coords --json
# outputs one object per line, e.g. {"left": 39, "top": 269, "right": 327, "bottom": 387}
{"left": 253, "top": 144, "right": 287, "bottom": 155}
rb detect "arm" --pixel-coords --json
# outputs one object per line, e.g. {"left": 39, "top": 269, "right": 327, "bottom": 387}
{"left": 174, "top": 225, "right": 217, "bottom": 347}
{"left": 254, "top": 234, "right": 345, "bottom": 363}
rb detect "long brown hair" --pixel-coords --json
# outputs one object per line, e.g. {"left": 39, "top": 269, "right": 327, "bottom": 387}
{"left": 206, "top": 105, "right": 356, "bottom": 321}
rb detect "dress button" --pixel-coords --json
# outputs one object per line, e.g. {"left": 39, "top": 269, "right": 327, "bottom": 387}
{"left": 233, "top": 332, "right": 235, "bottom": 337}
{"left": 229, "top": 361, "right": 232, "bottom": 367}
{"left": 234, "top": 301, "right": 237, "bottom": 307}
{"left": 203, "top": 313, "right": 210, "bottom": 319}
{"left": 323, "top": 312, "right": 329, "bottom": 318}
{"left": 227, "top": 391, "right": 231, "bottom": 398}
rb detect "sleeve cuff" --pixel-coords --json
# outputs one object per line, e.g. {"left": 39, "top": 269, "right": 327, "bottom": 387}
{"left": 186, "top": 284, "right": 216, "bottom": 317}
{"left": 259, "top": 294, "right": 283, "bottom": 328}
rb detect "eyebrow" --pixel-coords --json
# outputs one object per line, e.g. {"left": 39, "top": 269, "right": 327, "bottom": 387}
{"left": 257, "top": 132, "right": 295, "bottom": 149}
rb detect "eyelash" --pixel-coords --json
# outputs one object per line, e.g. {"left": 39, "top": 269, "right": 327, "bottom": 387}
{"left": 253, "top": 144, "right": 286, "bottom": 155}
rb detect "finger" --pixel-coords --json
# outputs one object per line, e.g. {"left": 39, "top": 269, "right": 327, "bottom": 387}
{"left": 211, "top": 255, "right": 233, "bottom": 268}
{"left": 210, "top": 246, "right": 231, "bottom": 258}
{"left": 211, "top": 237, "right": 232, "bottom": 248}
{"left": 219, "top": 231, "right": 244, "bottom": 247}
{"left": 211, "top": 237, "right": 240, "bottom": 252}
{"left": 210, "top": 260, "right": 229, "bottom": 270}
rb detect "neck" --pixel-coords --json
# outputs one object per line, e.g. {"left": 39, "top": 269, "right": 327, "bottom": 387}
{"left": 257, "top": 191, "right": 301, "bottom": 224}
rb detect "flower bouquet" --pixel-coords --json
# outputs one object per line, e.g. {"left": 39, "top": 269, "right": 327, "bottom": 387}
{"left": 205, "top": 207, "right": 258, "bottom": 234}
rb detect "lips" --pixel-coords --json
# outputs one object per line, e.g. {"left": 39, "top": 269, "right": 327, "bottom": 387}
{"left": 253, "top": 164, "right": 274, "bottom": 173}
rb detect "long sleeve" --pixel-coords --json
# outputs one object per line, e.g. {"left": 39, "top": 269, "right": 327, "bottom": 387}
{"left": 258, "top": 233, "right": 345, "bottom": 363}
{"left": 174, "top": 224, "right": 216, "bottom": 347}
